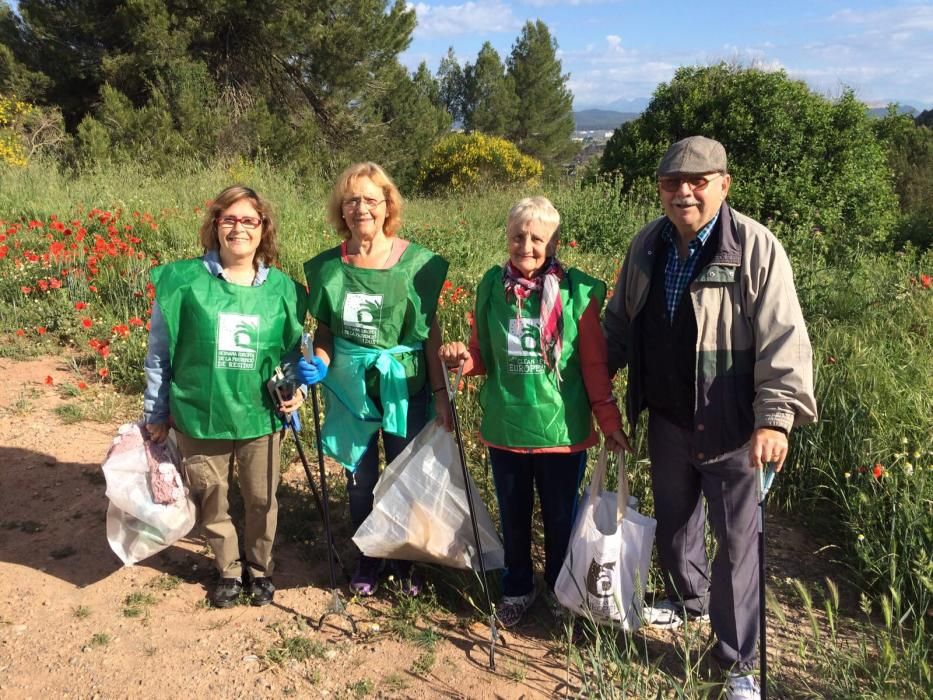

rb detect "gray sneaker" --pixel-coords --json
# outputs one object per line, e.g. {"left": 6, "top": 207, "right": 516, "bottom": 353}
{"left": 724, "top": 673, "right": 761, "bottom": 700}
{"left": 643, "top": 598, "right": 710, "bottom": 629}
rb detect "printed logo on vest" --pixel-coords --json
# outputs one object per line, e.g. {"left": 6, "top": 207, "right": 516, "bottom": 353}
{"left": 506, "top": 318, "right": 544, "bottom": 374}
{"left": 342, "top": 292, "right": 383, "bottom": 345}
{"left": 215, "top": 312, "right": 260, "bottom": 370}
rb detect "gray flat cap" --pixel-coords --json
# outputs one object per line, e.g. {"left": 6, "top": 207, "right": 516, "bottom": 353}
{"left": 657, "top": 136, "right": 727, "bottom": 176}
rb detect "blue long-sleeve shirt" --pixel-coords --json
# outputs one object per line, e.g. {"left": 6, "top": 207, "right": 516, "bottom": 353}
{"left": 143, "top": 251, "right": 301, "bottom": 424}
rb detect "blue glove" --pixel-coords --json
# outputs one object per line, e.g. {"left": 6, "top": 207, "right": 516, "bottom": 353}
{"left": 297, "top": 355, "right": 328, "bottom": 385}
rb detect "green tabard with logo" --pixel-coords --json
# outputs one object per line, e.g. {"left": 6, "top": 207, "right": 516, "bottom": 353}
{"left": 152, "top": 259, "right": 307, "bottom": 440}
{"left": 303, "top": 242, "right": 449, "bottom": 396}
{"left": 475, "top": 265, "right": 606, "bottom": 448}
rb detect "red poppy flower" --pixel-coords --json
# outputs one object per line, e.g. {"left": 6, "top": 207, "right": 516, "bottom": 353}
{"left": 44, "top": 375, "right": 53, "bottom": 385}
{"left": 21, "top": 286, "right": 31, "bottom": 294}
{"left": 50, "top": 278, "right": 62, "bottom": 289}
{"left": 36, "top": 326, "right": 47, "bottom": 335}
{"left": 75, "top": 302, "right": 87, "bottom": 310}
{"left": 81, "top": 318, "right": 93, "bottom": 328}
{"left": 98, "top": 367, "right": 109, "bottom": 378}
{"left": 128, "top": 317, "right": 144, "bottom": 327}
{"left": 111, "top": 324, "right": 130, "bottom": 337}
{"left": 15, "top": 329, "right": 25, "bottom": 336}
{"left": 77, "top": 381, "right": 88, "bottom": 390}
{"left": 569, "top": 240, "right": 578, "bottom": 248}
{"left": 872, "top": 463, "right": 885, "bottom": 479}
{"left": 99, "top": 345, "right": 111, "bottom": 358}
{"left": 921, "top": 274, "right": 932, "bottom": 290}
{"left": 88, "top": 285, "right": 98, "bottom": 292}
{"left": 443, "top": 280, "right": 453, "bottom": 291}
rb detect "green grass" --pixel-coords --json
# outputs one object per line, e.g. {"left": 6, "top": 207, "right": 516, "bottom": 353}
{"left": 1, "top": 160, "right": 932, "bottom": 696}
{"left": 122, "top": 591, "right": 157, "bottom": 618}
{"left": 53, "top": 403, "right": 85, "bottom": 423}
{"left": 265, "top": 635, "right": 327, "bottom": 665}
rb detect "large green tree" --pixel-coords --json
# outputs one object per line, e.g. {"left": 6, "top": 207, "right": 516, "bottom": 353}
{"left": 600, "top": 63, "right": 899, "bottom": 251}
{"left": 505, "top": 21, "right": 576, "bottom": 167}
{"left": 462, "top": 42, "right": 517, "bottom": 136}
{"left": 1, "top": 0, "right": 436, "bottom": 176}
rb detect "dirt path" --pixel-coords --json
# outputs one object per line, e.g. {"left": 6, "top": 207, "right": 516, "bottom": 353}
{"left": 0, "top": 356, "right": 846, "bottom": 699}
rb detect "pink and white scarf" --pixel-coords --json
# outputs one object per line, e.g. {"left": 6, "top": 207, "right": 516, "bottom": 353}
{"left": 503, "top": 258, "right": 565, "bottom": 385}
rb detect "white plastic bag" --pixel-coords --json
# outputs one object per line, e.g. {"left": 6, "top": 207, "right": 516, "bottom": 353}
{"left": 353, "top": 422, "right": 504, "bottom": 570}
{"left": 554, "top": 447, "right": 656, "bottom": 630}
{"left": 102, "top": 423, "right": 196, "bottom": 565}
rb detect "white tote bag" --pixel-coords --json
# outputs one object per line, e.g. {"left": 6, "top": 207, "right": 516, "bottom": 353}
{"left": 353, "top": 422, "right": 504, "bottom": 571}
{"left": 554, "top": 446, "right": 656, "bottom": 630}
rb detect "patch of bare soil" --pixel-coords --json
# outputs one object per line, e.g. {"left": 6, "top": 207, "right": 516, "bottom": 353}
{"left": 0, "top": 357, "right": 856, "bottom": 699}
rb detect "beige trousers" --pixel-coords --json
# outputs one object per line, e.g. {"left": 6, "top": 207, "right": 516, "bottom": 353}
{"left": 176, "top": 431, "right": 281, "bottom": 579}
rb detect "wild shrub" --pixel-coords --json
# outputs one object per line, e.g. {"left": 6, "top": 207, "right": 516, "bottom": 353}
{"left": 416, "top": 133, "right": 542, "bottom": 195}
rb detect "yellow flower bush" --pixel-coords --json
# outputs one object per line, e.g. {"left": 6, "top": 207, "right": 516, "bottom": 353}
{"left": 417, "top": 132, "right": 542, "bottom": 194}
{"left": 0, "top": 94, "right": 32, "bottom": 167}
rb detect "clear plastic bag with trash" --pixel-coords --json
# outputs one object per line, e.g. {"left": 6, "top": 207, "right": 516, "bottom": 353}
{"left": 353, "top": 422, "right": 504, "bottom": 571}
{"left": 101, "top": 422, "right": 196, "bottom": 565}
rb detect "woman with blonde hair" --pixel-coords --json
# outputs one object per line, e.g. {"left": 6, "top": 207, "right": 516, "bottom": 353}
{"left": 298, "top": 162, "right": 451, "bottom": 597}
{"left": 144, "top": 185, "right": 311, "bottom": 608}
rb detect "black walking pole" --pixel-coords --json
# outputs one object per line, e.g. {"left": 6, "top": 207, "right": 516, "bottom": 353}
{"left": 285, "top": 415, "right": 349, "bottom": 580}
{"left": 443, "top": 363, "right": 498, "bottom": 670}
{"left": 301, "top": 335, "right": 356, "bottom": 635}
{"left": 758, "top": 462, "right": 776, "bottom": 700}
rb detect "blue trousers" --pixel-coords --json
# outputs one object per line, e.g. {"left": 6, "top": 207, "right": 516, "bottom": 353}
{"left": 346, "top": 387, "right": 430, "bottom": 532}
{"left": 489, "top": 448, "right": 587, "bottom": 597}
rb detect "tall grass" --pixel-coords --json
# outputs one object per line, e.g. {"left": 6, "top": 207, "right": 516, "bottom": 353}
{"left": 1, "top": 160, "right": 931, "bottom": 695}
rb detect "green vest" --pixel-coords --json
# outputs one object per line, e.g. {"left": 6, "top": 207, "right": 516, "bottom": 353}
{"left": 303, "top": 242, "right": 448, "bottom": 397}
{"left": 152, "top": 259, "right": 307, "bottom": 440}
{"left": 475, "top": 266, "right": 606, "bottom": 448}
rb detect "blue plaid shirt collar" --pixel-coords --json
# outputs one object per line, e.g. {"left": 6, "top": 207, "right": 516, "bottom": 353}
{"left": 661, "top": 213, "right": 719, "bottom": 323}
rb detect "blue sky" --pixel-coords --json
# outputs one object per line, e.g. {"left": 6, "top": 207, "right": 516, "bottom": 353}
{"left": 402, "top": 0, "right": 933, "bottom": 110}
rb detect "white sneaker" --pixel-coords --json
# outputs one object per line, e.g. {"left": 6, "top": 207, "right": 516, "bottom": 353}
{"left": 724, "top": 673, "right": 761, "bottom": 700}
{"left": 643, "top": 598, "right": 710, "bottom": 629}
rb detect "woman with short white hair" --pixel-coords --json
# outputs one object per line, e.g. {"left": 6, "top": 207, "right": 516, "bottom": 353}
{"left": 440, "top": 195, "right": 629, "bottom": 627}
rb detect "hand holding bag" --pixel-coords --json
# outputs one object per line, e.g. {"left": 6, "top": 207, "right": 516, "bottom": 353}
{"left": 554, "top": 446, "right": 656, "bottom": 630}
{"left": 102, "top": 422, "right": 196, "bottom": 565}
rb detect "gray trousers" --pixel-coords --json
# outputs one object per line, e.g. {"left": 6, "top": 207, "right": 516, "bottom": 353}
{"left": 648, "top": 411, "right": 759, "bottom": 671}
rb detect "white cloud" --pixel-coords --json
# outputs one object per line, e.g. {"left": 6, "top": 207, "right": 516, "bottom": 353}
{"left": 408, "top": 2, "right": 520, "bottom": 37}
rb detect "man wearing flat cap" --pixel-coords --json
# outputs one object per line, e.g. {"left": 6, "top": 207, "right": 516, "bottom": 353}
{"left": 603, "top": 136, "right": 816, "bottom": 699}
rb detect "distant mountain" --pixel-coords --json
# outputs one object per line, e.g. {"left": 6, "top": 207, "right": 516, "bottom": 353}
{"left": 867, "top": 104, "right": 918, "bottom": 119}
{"left": 574, "top": 109, "right": 638, "bottom": 131}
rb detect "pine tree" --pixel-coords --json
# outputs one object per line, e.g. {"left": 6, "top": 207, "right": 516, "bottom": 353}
{"left": 437, "top": 47, "right": 466, "bottom": 126}
{"left": 506, "top": 20, "right": 576, "bottom": 167}
{"left": 463, "top": 42, "right": 517, "bottom": 136}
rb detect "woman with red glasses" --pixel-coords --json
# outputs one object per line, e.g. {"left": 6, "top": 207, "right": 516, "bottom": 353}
{"left": 143, "top": 185, "right": 310, "bottom": 609}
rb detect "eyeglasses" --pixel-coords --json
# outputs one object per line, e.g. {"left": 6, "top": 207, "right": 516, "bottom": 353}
{"left": 658, "top": 173, "right": 723, "bottom": 193}
{"left": 217, "top": 215, "right": 263, "bottom": 230}
{"left": 342, "top": 196, "right": 386, "bottom": 210}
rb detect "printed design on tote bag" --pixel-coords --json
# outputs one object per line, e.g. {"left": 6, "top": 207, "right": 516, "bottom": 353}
{"left": 215, "top": 312, "right": 260, "bottom": 370}
{"left": 506, "top": 317, "right": 545, "bottom": 374}
{"left": 586, "top": 558, "right": 621, "bottom": 618}
{"left": 342, "top": 292, "right": 383, "bottom": 345}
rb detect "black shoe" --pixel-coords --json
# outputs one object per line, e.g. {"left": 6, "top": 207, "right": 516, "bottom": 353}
{"left": 249, "top": 577, "right": 275, "bottom": 606}
{"left": 213, "top": 578, "right": 243, "bottom": 608}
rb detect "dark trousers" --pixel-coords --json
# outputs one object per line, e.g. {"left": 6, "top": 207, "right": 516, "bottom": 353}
{"left": 648, "top": 411, "right": 759, "bottom": 671}
{"left": 489, "top": 448, "right": 586, "bottom": 597}
{"left": 346, "top": 387, "right": 430, "bottom": 532}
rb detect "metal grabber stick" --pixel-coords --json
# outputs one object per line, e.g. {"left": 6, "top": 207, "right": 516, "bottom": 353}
{"left": 443, "top": 362, "right": 498, "bottom": 670}
{"left": 301, "top": 334, "right": 356, "bottom": 634}
{"left": 757, "top": 461, "right": 777, "bottom": 700}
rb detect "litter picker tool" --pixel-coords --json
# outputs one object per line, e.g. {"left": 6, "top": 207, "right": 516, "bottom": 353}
{"left": 757, "top": 461, "right": 777, "bottom": 700}
{"left": 268, "top": 366, "right": 349, "bottom": 581}
{"left": 300, "top": 334, "right": 356, "bottom": 634}
{"left": 443, "top": 362, "right": 498, "bottom": 670}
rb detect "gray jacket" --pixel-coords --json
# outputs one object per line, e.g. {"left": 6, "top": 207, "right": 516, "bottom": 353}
{"left": 603, "top": 204, "right": 817, "bottom": 458}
